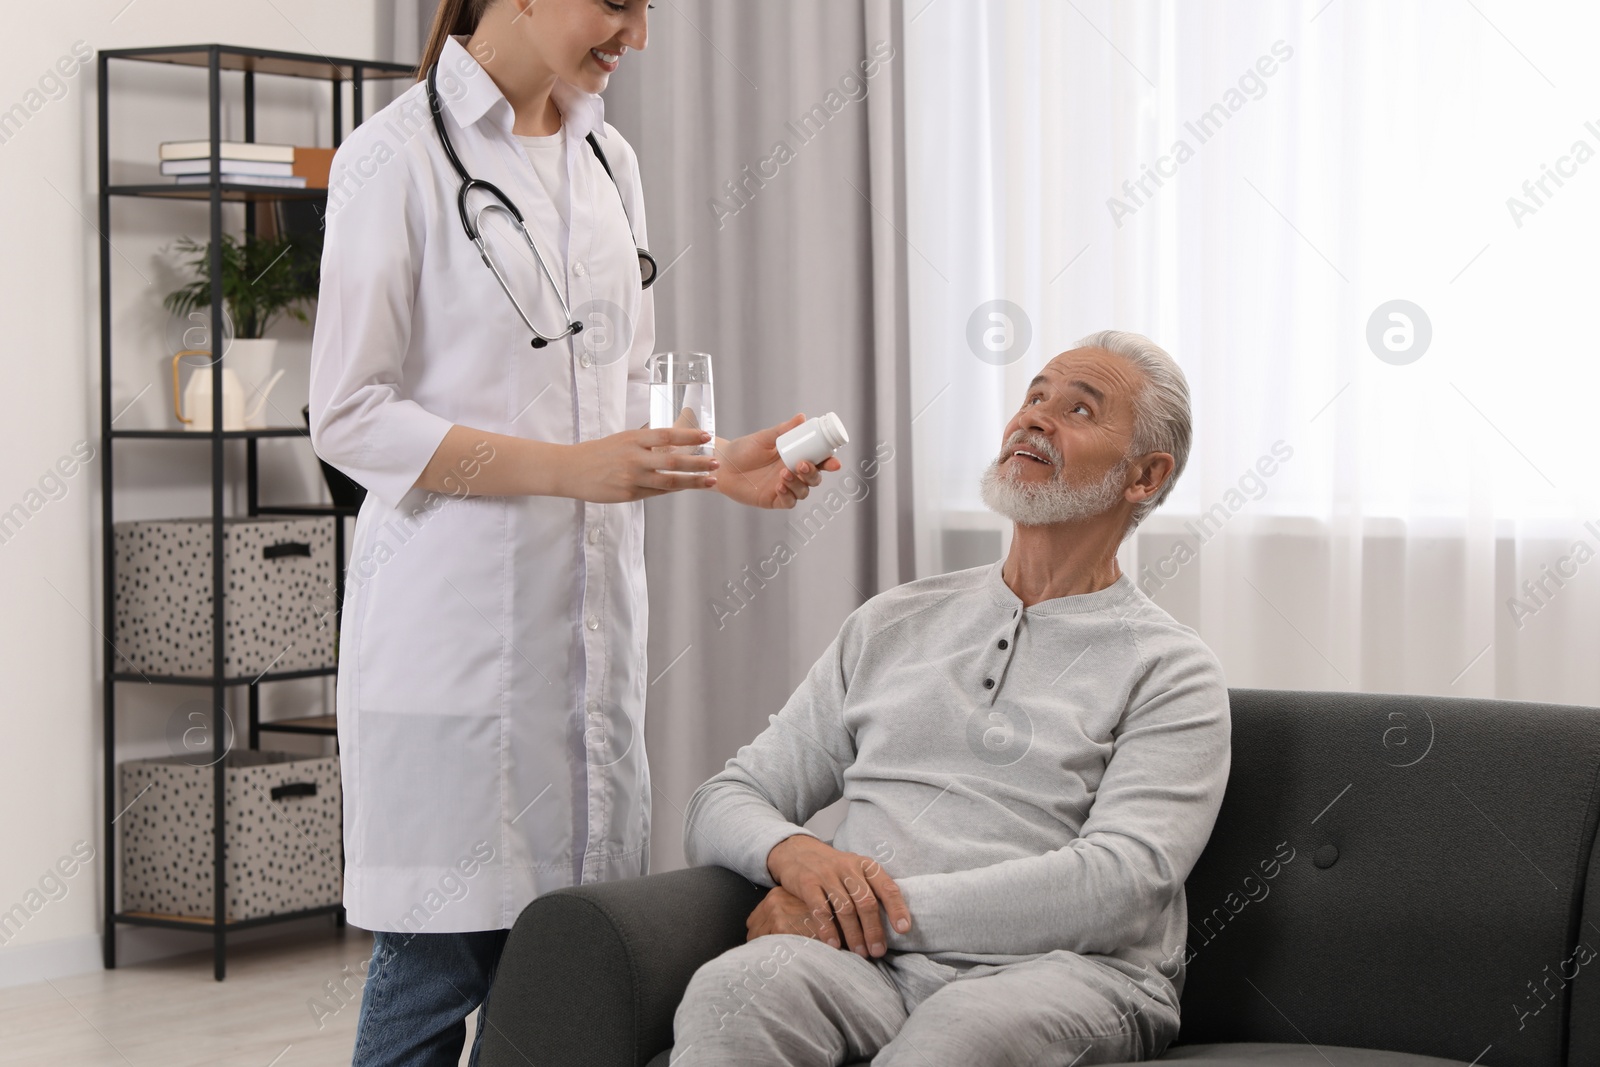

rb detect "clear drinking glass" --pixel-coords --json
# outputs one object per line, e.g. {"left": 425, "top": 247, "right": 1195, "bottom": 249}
{"left": 646, "top": 352, "right": 715, "bottom": 458}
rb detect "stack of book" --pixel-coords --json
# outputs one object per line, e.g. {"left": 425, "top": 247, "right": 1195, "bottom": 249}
{"left": 159, "top": 141, "right": 335, "bottom": 189}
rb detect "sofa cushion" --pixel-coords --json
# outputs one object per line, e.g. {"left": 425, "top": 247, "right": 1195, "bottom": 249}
{"left": 1174, "top": 690, "right": 1600, "bottom": 1067}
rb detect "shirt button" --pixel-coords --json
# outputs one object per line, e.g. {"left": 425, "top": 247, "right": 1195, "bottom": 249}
{"left": 588, "top": 526, "right": 602, "bottom": 545}
{"left": 998, "top": 639, "right": 1008, "bottom": 650}
{"left": 573, "top": 260, "right": 587, "bottom": 276}
{"left": 586, "top": 614, "right": 600, "bottom": 631}
{"left": 983, "top": 678, "right": 995, "bottom": 690}
{"left": 580, "top": 352, "right": 593, "bottom": 368}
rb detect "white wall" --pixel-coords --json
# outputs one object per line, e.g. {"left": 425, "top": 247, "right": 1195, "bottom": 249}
{"left": 0, "top": 0, "right": 387, "bottom": 987}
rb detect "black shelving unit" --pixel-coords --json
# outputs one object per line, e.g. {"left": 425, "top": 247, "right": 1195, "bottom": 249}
{"left": 97, "top": 44, "right": 412, "bottom": 981}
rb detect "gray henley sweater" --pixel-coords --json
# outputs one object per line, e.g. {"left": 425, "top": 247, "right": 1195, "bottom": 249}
{"left": 682, "top": 560, "right": 1231, "bottom": 1011}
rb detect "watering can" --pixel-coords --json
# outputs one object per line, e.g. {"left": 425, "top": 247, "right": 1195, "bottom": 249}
{"left": 171, "top": 350, "right": 285, "bottom": 431}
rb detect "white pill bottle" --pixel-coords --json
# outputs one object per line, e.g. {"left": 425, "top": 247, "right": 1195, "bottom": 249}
{"left": 775, "top": 411, "right": 849, "bottom": 471}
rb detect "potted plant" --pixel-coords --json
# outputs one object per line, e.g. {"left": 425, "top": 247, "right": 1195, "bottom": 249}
{"left": 163, "top": 226, "right": 361, "bottom": 506}
{"left": 163, "top": 230, "right": 320, "bottom": 339}
{"left": 163, "top": 230, "right": 321, "bottom": 427}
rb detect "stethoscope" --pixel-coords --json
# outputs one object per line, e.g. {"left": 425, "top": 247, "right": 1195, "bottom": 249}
{"left": 426, "top": 62, "right": 657, "bottom": 349}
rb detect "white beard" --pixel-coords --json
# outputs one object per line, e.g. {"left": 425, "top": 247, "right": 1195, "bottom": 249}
{"left": 979, "top": 434, "right": 1131, "bottom": 527}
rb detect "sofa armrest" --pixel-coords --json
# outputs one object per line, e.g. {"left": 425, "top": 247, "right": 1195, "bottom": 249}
{"left": 479, "top": 865, "right": 767, "bottom": 1067}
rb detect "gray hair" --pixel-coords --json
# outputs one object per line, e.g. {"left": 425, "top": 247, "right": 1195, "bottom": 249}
{"left": 1073, "top": 329, "right": 1191, "bottom": 536}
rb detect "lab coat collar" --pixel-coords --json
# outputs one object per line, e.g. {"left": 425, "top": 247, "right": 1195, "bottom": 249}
{"left": 437, "top": 34, "right": 606, "bottom": 145}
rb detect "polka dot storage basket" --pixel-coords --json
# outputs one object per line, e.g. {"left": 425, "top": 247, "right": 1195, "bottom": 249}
{"left": 119, "top": 749, "right": 342, "bottom": 922}
{"left": 113, "top": 516, "right": 337, "bottom": 678}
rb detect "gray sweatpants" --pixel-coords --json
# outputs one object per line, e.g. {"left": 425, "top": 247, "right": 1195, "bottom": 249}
{"left": 669, "top": 934, "right": 1181, "bottom": 1066}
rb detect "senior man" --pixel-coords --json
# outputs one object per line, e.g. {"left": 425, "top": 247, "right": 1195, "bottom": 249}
{"left": 670, "top": 330, "right": 1230, "bottom": 1066}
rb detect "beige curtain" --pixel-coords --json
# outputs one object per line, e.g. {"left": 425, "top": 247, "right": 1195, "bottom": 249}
{"left": 391, "top": 0, "right": 914, "bottom": 870}
{"left": 604, "top": 0, "right": 914, "bottom": 870}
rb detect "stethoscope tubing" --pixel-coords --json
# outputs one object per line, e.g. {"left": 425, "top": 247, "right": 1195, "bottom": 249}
{"left": 424, "top": 61, "right": 657, "bottom": 350}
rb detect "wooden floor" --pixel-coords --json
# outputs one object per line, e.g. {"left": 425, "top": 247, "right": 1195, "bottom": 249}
{"left": 0, "top": 927, "right": 478, "bottom": 1066}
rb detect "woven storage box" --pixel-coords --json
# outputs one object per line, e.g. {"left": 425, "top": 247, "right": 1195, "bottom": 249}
{"left": 120, "top": 750, "right": 342, "bottom": 922}
{"left": 113, "top": 517, "right": 336, "bottom": 678}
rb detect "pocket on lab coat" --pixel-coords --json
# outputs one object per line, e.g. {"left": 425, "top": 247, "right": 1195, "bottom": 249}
{"left": 351, "top": 492, "right": 515, "bottom": 715}
{"left": 353, "top": 709, "right": 503, "bottom": 869}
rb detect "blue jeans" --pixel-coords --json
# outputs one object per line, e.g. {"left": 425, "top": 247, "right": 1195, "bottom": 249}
{"left": 351, "top": 929, "right": 511, "bottom": 1067}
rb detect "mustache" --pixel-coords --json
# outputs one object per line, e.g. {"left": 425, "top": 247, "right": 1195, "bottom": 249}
{"left": 1000, "top": 430, "right": 1061, "bottom": 468}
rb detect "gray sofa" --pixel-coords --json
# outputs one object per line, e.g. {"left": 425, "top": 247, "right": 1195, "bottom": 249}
{"left": 479, "top": 689, "right": 1600, "bottom": 1067}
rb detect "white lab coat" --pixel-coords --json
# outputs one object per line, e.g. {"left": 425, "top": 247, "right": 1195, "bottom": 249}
{"left": 309, "top": 34, "right": 655, "bottom": 933}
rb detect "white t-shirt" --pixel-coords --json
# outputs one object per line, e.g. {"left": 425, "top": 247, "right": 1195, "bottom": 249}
{"left": 516, "top": 128, "right": 569, "bottom": 237}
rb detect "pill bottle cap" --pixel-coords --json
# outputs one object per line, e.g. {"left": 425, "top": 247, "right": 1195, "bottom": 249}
{"left": 818, "top": 412, "right": 849, "bottom": 451}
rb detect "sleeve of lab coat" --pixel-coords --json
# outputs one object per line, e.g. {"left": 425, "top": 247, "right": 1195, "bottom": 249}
{"left": 309, "top": 140, "right": 455, "bottom": 510}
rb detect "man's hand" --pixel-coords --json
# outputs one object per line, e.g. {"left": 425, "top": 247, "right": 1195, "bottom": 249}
{"left": 713, "top": 413, "right": 843, "bottom": 510}
{"left": 765, "top": 834, "right": 911, "bottom": 959}
{"left": 746, "top": 885, "right": 847, "bottom": 946}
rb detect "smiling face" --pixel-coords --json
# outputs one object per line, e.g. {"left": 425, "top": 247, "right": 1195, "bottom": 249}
{"left": 979, "top": 347, "right": 1145, "bottom": 527}
{"left": 513, "top": 0, "right": 650, "bottom": 95}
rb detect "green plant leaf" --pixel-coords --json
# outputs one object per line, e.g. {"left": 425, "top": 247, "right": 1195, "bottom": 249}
{"left": 163, "top": 227, "right": 322, "bottom": 341}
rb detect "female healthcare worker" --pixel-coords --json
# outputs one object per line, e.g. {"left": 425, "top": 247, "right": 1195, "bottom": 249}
{"left": 308, "top": 0, "right": 839, "bottom": 1062}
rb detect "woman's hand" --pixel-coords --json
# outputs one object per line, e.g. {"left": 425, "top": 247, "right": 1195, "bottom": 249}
{"left": 556, "top": 427, "right": 719, "bottom": 503}
{"left": 714, "top": 414, "right": 843, "bottom": 510}
{"left": 745, "top": 885, "right": 846, "bottom": 946}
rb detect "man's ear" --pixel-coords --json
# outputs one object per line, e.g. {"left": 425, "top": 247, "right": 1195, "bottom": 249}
{"left": 1130, "top": 452, "right": 1175, "bottom": 503}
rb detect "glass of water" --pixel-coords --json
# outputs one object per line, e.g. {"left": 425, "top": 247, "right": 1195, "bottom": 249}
{"left": 646, "top": 352, "right": 715, "bottom": 458}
